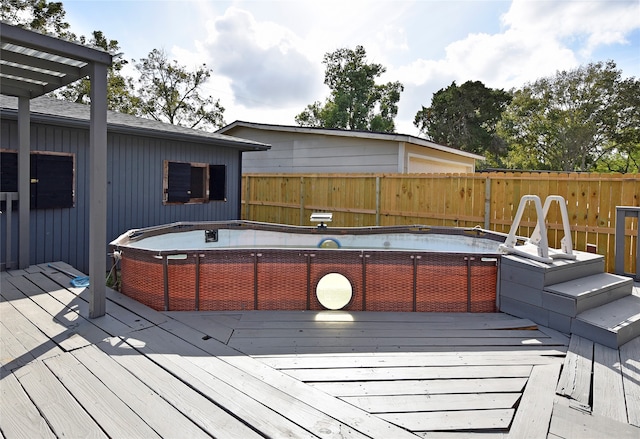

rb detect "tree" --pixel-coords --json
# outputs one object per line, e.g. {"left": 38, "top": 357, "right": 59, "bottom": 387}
{"left": 54, "top": 31, "right": 140, "bottom": 114}
{"left": 414, "top": 81, "right": 511, "bottom": 167}
{"left": 1, "top": 0, "right": 72, "bottom": 38}
{"left": 499, "top": 61, "right": 638, "bottom": 171}
{"left": 135, "top": 48, "right": 225, "bottom": 131}
{"left": 2, "top": 0, "right": 139, "bottom": 113}
{"left": 295, "top": 45, "right": 403, "bottom": 132}
{"left": 593, "top": 77, "right": 640, "bottom": 173}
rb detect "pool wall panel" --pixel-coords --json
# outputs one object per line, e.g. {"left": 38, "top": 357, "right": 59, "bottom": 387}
{"left": 310, "top": 251, "right": 365, "bottom": 311}
{"left": 416, "top": 257, "right": 468, "bottom": 312}
{"left": 199, "top": 251, "right": 255, "bottom": 311}
{"left": 118, "top": 249, "right": 498, "bottom": 313}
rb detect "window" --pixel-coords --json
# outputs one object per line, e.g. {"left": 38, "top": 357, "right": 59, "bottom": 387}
{"left": 163, "top": 161, "right": 226, "bottom": 204}
{"left": 209, "top": 164, "right": 226, "bottom": 201}
{"left": 1, "top": 151, "right": 18, "bottom": 193}
{"left": 0, "top": 150, "right": 75, "bottom": 209}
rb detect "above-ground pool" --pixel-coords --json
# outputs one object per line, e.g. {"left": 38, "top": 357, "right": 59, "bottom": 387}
{"left": 110, "top": 221, "right": 504, "bottom": 313}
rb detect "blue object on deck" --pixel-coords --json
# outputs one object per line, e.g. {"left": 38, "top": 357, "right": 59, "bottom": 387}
{"left": 70, "top": 276, "right": 90, "bottom": 287}
{"left": 48, "top": 264, "right": 90, "bottom": 288}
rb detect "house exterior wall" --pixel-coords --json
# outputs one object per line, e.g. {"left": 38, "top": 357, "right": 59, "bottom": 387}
{"left": 234, "top": 127, "right": 400, "bottom": 173}
{"left": 227, "top": 126, "right": 477, "bottom": 174}
{"left": 1, "top": 118, "right": 242, "bottom": 272}
{"left": 403, "top": 143, "right": 476, "bottom": 173}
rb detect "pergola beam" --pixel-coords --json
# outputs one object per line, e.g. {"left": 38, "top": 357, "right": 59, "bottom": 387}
{"left": 1, "top": 22, "right": 112, "bottom": 317}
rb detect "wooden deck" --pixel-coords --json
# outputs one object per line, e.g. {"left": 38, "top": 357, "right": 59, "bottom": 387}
{"left": 1, "top": 262, "right": 639, "bottom": 438}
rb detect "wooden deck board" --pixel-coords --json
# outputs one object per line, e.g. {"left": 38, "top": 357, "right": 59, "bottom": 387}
{"left": 13, "top": 360, "right": 108, "bottom": 438}
{"left": 97, "top": 339, "right": 264, "bottom": 439}
{"left": 155, "top": 320, "right": 417, "bottom": 438}
{"left": 70, "top": 344, "right": 213, "bottom": 439}
{"left": 508, "top": 363, "right": 560, "bottom": 438}
{"left": 42, "top": 352, "right": 163, "bottom": 438}
{"left": 549, "top": 397, "right": 640, "bottom": 439}
{"left": 620, "top": 336, "right": 640, "bottom": 427}
{"left": 310, "top": 378, "right": 528, "bottom": 397}
{"left": 231, "top": 328, "right": 551, "bottom": 339}
{"left": 0, "top": 372, "right": 56, "bottom": 439}
{"left": 256, "top": 351, "right": 565, "bottom": 369}
{"left": 555, "top": 334, "right": 593, "bottom": 406}
{"left": 2, "top": 263, "right": 639, "bottom": 438}
{"left": 283, "top": 364, "right": 533, "bottom": 382}
{"left": 342, "top": 392, "right": 521, "bottom": 413}
{"left": 379, "top": 409, "right": 514, "bottom": 431}
{"left": 593, "top": 343, "right": 627, "bottom": 423}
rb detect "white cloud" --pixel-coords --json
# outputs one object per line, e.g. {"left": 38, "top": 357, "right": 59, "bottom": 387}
{"left": 200, "top": 7, "right": 324, "bottom": 109}
{"left": 82, "top": 0, "right": 637, "bottom": 132}
{"left": 502, "top": 0, "right": 640, "bottom": 56}
{"left": 387, "top": 0, "right": 639, "bottom": 135}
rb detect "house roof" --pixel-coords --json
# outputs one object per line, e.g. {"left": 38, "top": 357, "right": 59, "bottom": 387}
{"left": 217, "top": 120, "right": 484, "bottom": 160}
{"left": 0, "top": 96, "right": 270, "bottom": 151}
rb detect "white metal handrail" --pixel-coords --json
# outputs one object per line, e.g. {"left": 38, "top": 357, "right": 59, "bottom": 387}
{"left": 499, "top": 195, "right": 575, "bottom": 263}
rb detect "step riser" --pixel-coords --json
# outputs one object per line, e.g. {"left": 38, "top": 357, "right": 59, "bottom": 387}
{"left": 501, "top": 255, "right": 604, "bottom": 289}
{"left": 501, "top": 295, "right": 640, "bottom": 348}
{"left": 499, "top": 296, "right": 573, "bottom": 334}
{"left": 543, "top": 284, "right": 632, "bottom": 318}
{"left": 571, "top": 318, "right": 640, "bottom": 349}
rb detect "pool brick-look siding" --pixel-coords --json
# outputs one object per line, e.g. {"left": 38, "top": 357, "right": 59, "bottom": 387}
{"left": 119, "top": 247, "right": 498, "bottom": 313}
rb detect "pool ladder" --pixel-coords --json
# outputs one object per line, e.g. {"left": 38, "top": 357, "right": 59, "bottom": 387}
{"left": 499, "top": 195, "right": 576, "bottom": 264}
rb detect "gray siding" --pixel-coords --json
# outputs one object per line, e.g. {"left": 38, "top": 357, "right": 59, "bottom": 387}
{"left": 238, "top": 129, "right": 399, "bottom": 173}
{"left": 1, "top": 118, "right": 242, "bottom": 273}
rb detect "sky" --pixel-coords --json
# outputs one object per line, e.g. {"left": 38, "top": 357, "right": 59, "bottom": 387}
{"left": 62, "top": 0, "right": 640, "bottom": 135}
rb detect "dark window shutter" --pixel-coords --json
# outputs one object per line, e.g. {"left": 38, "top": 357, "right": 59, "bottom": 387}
{"left": 31, "top": 154, "right": 74, "bottom": 209}
{"left": 190, "top": 167, "right": 205, "bottom": 199}
{"left": 167, "top": 162, "right": 191, "bottom": 202}
{"left": 209, "top": 165, "right": 226, "bottom": 201}
{"left": 0, "top": 152, "right": 18, "bottom": 192}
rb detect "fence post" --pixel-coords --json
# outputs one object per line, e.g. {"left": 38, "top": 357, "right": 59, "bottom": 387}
{"left": 300, "top": 176, "right": 305, "bottom": 226}
{"left": 484, "top": 176, "right": 491, "bottom": 229}
{"left": 376, "top": 176, "right": 381, "bottom": 226}
{"left": 244, "top": 175, "right": 250, "bottom": 220}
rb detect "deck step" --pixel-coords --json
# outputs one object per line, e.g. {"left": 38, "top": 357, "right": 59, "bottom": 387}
{"left": 501, "top": 252, "right": 605, "bottom": 289}
{"left": 572, "top": 294, "right": 640, "bottom": 348}
{"left": 543, "top": 273, "right": 633, "bottom": 317}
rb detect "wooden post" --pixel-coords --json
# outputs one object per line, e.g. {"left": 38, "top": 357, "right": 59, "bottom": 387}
{"left": 4, "top": 193, "right": 13, "bottom": 269}
{"left": 484, "top": 176, "right": 491, "bottom": 230}
{"left": 300, "top": 176, "right": 305, "bottom": 225}
{"left": 17, "top": 97, "right": 29, "bottom": 269}
{"left": 615, "top": 206, "right": 640, "bottom": 280}
{"left": 375, "top": 176, "right": 381, "bottom": 226}
{"left": 88, "top": 62, "right": 108, "bottom": 318}
{"left": 244, "top": 175, "right": 250, "bottom": 220}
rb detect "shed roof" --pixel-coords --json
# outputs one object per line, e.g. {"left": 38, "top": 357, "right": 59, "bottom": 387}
{"left": 0, "top": 96, "right": 270, "bottom": 151}
{"left": 217, "top": 120, "right": 484, "bottom": 160}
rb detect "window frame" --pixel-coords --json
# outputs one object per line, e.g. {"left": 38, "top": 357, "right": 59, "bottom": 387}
{"left": 163, "top": 160, "right": 227, "bottom": 205}
{"left": 1, "top": 149, "right": 76, "bottom": 210}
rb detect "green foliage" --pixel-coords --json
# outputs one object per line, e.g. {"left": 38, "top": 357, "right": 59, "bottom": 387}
{"left": 54, "top": 31, "right": 140, "bottom": 115}
{"left": 296, "top": 45, "right": 403, "bottom": 132}
{"left": 1, "top": 0, "right": 71, "bottom": 38}
{"left": 414, "top": 80, "right": 511, "bottom": 167}
{"left": 2, "top": 1, "right": 139, "bottom": 114}
{"left": 499, "top": 61, "right": 639, "bottom": 172}
{"left": 135, "top": 48, "right": 225, "bottom": 131}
